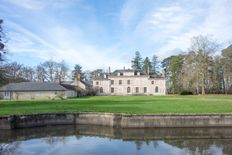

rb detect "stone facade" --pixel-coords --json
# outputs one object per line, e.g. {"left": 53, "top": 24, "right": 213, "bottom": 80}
{"left": 2, "top": 91, "right": 66, "bottom": 100}
{"left": 93, "top": 69, "right": 166, "bottom": 95}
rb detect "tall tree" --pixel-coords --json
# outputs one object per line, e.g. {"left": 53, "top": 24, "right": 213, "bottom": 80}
{"left": 0, "top": 19, "right": 6, "bottom": 61}
{"left": 162, "top": 55, "right": 184, "bottom": 94}
{"left": 54, "top": 60, "right": 68, "bottom": 83}
{"left": 221, "top": 44, "right": 232, "bottom": 93}
{"left": 142, "top": 57, "right": 151, "bottom": 74}
{"left": 72, "top": 64, "right": 84, "bottom": 80}
{"left": 151, "top": 54, "right": 159, "bottom": 74}
{"left": 131, "top": 51, "right": 142, "bottom": 70}
{"left": 189, "top": 35, "right": 218, "bottom": 95}
{"left": 36, "top": 64, "right": 47, "bottom": 82}
{"left": 21, "top": 66, "right": 35, "bottom": 81}
{"left": 42, "top": 60, "right": 57, "bottom": 82}
{"left": 0, "top": 19, "right": 6, "bottom": 85}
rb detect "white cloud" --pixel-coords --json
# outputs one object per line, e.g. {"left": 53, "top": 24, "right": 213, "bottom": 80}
{"left": 6, "top": 20, "right": 127, "bottom": 70}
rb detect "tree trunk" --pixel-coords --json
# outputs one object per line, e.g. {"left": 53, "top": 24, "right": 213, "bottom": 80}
{"left": 202, "top": 74, "right": 205, "bottom": 95}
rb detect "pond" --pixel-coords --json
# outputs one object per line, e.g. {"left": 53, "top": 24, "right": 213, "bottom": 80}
{"left": 1, "top": 125, "right": 232, "bottom": 155}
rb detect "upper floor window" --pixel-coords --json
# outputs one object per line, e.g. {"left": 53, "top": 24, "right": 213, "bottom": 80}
{"left": 155, "top": 86, "right": 159, "bottom": 93}
{"left": 111, "top": 80, "right": 114, "bottom": 85}
{"left": 151, "top": 81, "right": 154, "bottom": 84}
{"left": 127, "top": 87, "right": 131, "bottom": 93}
{"left": 119, "top": 80, "right": 122, "bottom": 85}
{"left": 100, "top": 87, "right": 103, "bottom": 93}
{"left": 144, "top": 87, "right": 147, "bottom": 93}
{"left": 127, "top": 80, "right": 130, "bottom": 85}
{"left": 136, "top": 87, "right": 139, "bottom": 93}
{"left": 96, "top": 81, "right": 99, "bottom": 85}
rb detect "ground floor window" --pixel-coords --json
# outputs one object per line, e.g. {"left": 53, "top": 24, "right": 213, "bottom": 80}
{"left": 155, "top": 86, "right": 159, "bottom": 93}
{"left": 127, "top": 87, "right": 131, "bottom": 93}
{"left": 4, "top": 91, "right": 9, "bottom": 96}
{"left": 111, "top": 87, "right": 114, "bottom": 93}
{"left": 136, "top": 87, "right": 139, "bottom": 93}
{"left": 144, "top": 87, "right": 147, "bottom": 93}
{"left": 100, "top": 87, "right": 103, "bottom": 93}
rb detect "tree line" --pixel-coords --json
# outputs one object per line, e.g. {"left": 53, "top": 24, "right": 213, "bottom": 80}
{"left": 131, "top": 36, "right": 232, "bottom": 95}
{"left": 162, "top": 36, "right": 232, "bottom": 95}
{"left": 131, "top": 51, "right": 159, "bottom": 75}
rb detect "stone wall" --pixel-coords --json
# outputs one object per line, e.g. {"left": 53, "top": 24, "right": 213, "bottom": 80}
{"left": 1, "top": 113, "right": 232, "bottom": 129}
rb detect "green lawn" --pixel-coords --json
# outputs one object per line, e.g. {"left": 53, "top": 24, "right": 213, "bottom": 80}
{"left": 0, "top": 95, "right": 232, "bottom": 116}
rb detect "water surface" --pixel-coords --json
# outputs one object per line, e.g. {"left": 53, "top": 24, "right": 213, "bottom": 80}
{"left": 1, "top": 125, "right": 232, "bottom": 155}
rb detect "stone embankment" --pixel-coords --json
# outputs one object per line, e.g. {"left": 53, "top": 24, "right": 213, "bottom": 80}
{"left": 1, "top": 113, "right": 232, "bottom": 129}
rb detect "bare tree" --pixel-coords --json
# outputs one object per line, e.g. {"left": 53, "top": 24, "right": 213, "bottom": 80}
{"left": 188, "top": 35, "right": 218, "bottom": 95}
{"left": 54, "top": 60, "right": 69, "bottom": 83}
{"left": 35, "top": 64, "right": 47, "bottom": 82}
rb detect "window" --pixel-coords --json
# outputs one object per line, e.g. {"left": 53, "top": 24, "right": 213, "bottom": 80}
{"left": 155, "top": 86, "right": 159, "bottom": 93}
{"left": 4, "top": 91, "right": 9, "bottom": 96}
{"left": 127, "top": 80, "right": 130, "bottom": 85}
{"left": 111, "top": 87, "right": 114, "bottom": 93}
{"left": 119, "top": 80, "right": 122, "bottom": 85}
{"left": 100, "top": 87, "right": 103, "bottom": 93}
{"left": 144, "top": 87, "right": 147, "bottom": 93}
{"left": 111, "top": 80, "right": 114, "bottom": 85}
{"left": 54, "top": 91, "right": 58, "bottom": 95}
{"left": 136, "top": 87, "right": 139, "bottom": 93}
{"left": 127, "top": 87, "right": 131, "bottom": 93}
{"left": 96, "top": 81, "right": 99, "bottom": 85}
{"left": 151, "top": 81, "right": 154, "bottom": 84}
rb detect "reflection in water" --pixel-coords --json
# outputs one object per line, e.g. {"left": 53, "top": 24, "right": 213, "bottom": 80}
{"left": 1, "top": 125, "right": 232, "bottom": 155}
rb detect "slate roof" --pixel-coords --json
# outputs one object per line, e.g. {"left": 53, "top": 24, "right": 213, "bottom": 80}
{"left": 110, "top": 69, "right": 146, "bottom": 76}
{"left": 92, "top": 69, "right": 165, "bottom": 80}
{"left": 0, "top": 82, "right": 67, "bottom": 91}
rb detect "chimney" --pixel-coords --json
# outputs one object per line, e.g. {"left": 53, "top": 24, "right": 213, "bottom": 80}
{"left": 108, "top": 66, "right": 111, "bottom": 74}
{"left": 148, "top": 65, "right": 150, "bottom": 75}
{"left": 76, "top": 73, "right": 81, "bottom": 81}
{"left": 123, "top": 66, "right": 125, "bottom": 70}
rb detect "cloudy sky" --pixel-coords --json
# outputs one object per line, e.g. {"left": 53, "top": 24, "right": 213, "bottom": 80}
{"left": 1, "top": 0, "right": 232, "bottom": 70}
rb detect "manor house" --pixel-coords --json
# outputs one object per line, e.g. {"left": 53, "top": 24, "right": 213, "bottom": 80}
{"left": 93, "top": 69, "right": 166, "bottom": 95}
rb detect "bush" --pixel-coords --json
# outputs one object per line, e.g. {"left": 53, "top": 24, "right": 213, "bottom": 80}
{"left": 180, "top": 91, "right": 193, "bottom": 95}
{"left": 86, "top": 87, "right": 99, "bottom": 96}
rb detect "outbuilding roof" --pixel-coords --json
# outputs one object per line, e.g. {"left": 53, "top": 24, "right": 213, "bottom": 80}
{"left": 0, "top": 82, "right": 67, "bottom": 91}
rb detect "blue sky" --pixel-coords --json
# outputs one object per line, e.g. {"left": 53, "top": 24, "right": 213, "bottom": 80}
{"left": 1, "top": 0, "right": 232, "bottom": 70}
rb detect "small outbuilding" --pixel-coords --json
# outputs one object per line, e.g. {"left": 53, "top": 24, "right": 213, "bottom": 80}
{"left": 0, "top": 82, "right": 69, "bottom": 100}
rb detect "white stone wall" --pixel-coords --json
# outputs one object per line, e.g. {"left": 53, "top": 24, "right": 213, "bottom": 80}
{"left": 93, "top": 75, "right": 166, "bottom": 96}
{"left": 2, "top": 91, "right": 67, "bottom": 100}
{"left": 93, "top": 80, "right": 111, "bottom": 95}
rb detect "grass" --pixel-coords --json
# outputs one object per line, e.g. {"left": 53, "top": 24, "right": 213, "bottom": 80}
{"left": 0, "top": 95, "right": 232, "bottom": 116}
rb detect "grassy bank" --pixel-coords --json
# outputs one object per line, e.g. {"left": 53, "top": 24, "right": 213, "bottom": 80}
{"left": 0, "top": 95, "right": 232, "bottom": 116}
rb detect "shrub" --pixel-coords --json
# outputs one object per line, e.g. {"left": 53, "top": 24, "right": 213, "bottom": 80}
{"left": 180, "top": 91, "right": 193, "bottom": 95}
{"left": 86, "top": 87, "right": 99, "bottom": 96}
